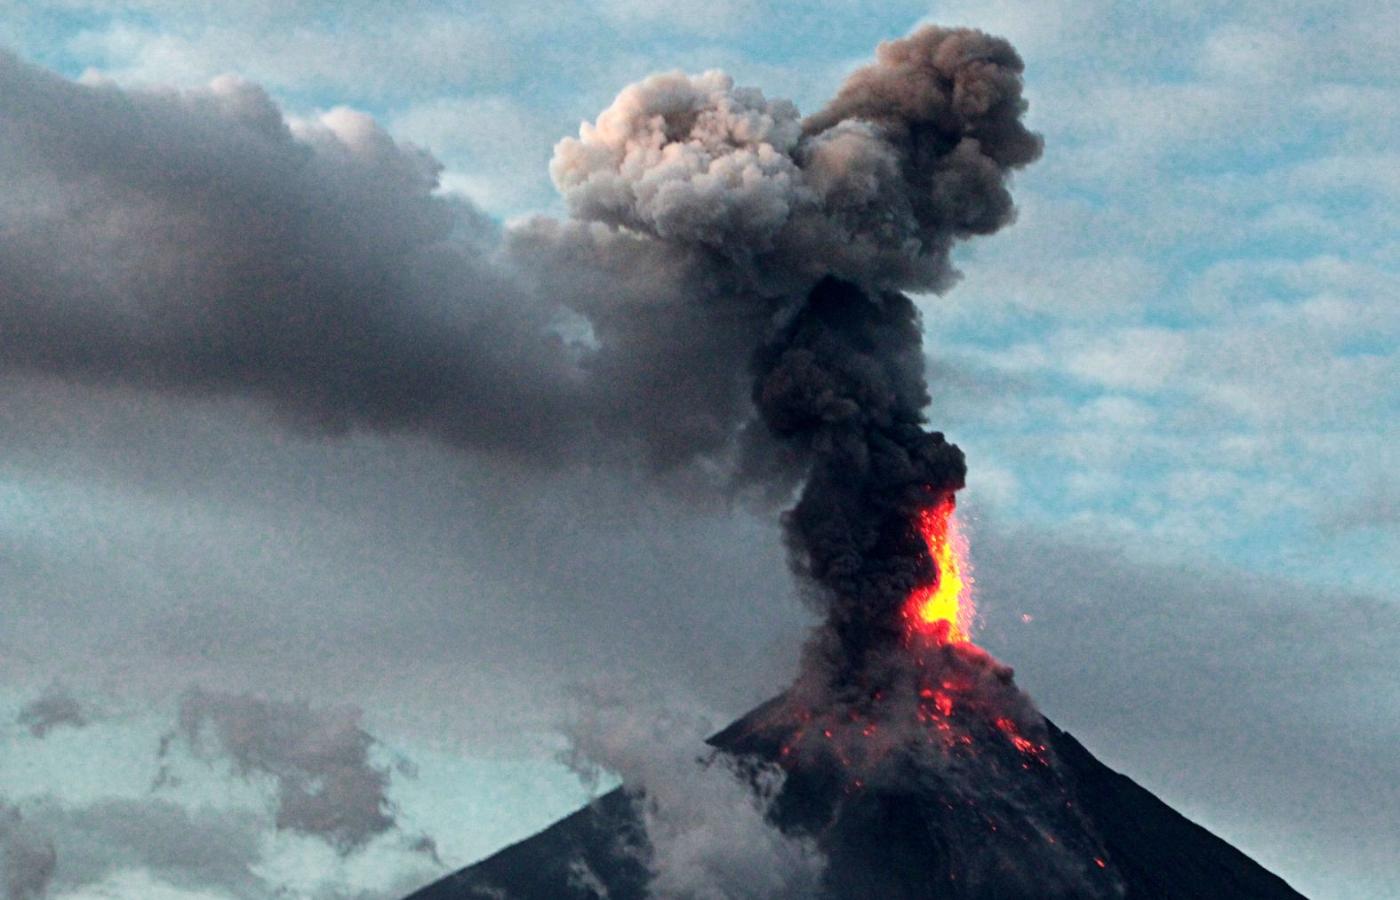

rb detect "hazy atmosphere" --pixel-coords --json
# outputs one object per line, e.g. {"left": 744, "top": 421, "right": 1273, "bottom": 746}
{"left": 1, "top": 2, "right": 1396, "bottom": 899}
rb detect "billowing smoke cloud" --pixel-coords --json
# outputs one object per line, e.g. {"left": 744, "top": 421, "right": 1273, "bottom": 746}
{"left": 0, "top": 804, "right": 55, "bottom": 900}
{"left": 547, "top": 27, "right": 1038, "bottom": 293}
{"left": 561, "top": 689, "right": 825, "bottom": 900}
{"left": 15, "top": 684, "right": 87, "bottom": 739}
{"left": 2, "top": 24, "right": 1038, "bottom": 677}
{"left": 525, "top": 26, "right": 1040, "bottom": 677}
{"left": 169, "top": 688, "right": 407, "bottom": 854}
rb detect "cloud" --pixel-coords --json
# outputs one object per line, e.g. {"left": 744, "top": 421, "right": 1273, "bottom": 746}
{"left": 170, "top": 688, "right": 409, "bottom": 854}
{"left": 389, "top": 95, "right": 561, "bottom": 213}
{"left": 15, "top": 684, "right": 87, "bottom": 739}
{"left": 0, "top": 804, "right": 55, "bottom": 900}
{"left": 0, "top": 51, "right": 600, "bottom": 467}
{"left": 23, "top": 798, "right": 266, "bottom": 899}
{"left": 63, "top": 9, "right": 515, "bottom": 99}
{"left": 2, "top": 789, "right": 437, "bottom": 900}
{"left": 561, "top": 688, "right": 824, "bottom": 899}
{"left": 933, "top": 244, "right": 1398, "bottom": 592}
{"left": 1322, "top": 478, "right": 1400, "bottom": 533}
{"left": 969, "top": 522, "right": 1400, "bottom": 897}
{"left": 593, "top": 0, "right": 758, "bottom": 37}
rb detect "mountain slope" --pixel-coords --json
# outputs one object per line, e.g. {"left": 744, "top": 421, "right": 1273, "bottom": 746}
{"left": 405, "top": 701, "right": 1305, "bottom": 900}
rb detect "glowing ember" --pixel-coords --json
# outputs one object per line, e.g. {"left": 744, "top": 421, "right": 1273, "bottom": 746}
{"left": 904, "top": 497, "right": 974, "bottom": 644}
{"left": 994, "top": 716, "right": 1049, "bottom": 764}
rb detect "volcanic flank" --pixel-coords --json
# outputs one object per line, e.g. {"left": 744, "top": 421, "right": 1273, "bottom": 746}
{"left": 406, "top": 25, "right": 1305, "bottom": 900}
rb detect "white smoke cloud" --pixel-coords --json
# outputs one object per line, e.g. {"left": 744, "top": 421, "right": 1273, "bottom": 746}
{"left": 561, "top": 688, "right": 825, "bottom": 900}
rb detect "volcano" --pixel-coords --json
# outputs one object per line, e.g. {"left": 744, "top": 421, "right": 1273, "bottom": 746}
{"left": 401, "top": 478, "right": 1305, "bottom": 900}
{"left": 403, "top": 690, "right": 1305, "bottom": 899}
{"left": 400, "top": 25, "right": 1304, "bottom": 900}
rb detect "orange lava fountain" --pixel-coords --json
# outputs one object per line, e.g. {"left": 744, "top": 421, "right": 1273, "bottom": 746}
{"left": 767, "top": 494, "right": 1052, "bottom": 779}
{"left": 903, "top": 497, "right": 974, "bottom": 645}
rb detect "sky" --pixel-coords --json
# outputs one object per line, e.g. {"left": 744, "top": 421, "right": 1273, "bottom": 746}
{"left": 0, "top": 1, "right": 1396, "bottom": 898}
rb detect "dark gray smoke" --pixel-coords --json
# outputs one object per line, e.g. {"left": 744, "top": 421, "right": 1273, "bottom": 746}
{"left": 752, "top": 279, "right": 968, "bottom": 680}
{"left": 1, "top": 25, "right": 1038, "bottom": 676}
{"left": 532, "top": 25, "right": 1040, "bottom": 677}
{"left": 0, "top": 52, "right": 586, "bottom": 465}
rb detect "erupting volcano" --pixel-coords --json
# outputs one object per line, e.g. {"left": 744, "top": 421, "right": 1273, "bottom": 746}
{"left": 408, "top": 488, "right": 1305, "bottom": 898}
{"left": 406, "top": 23, "right": 1305, "bottom": 900}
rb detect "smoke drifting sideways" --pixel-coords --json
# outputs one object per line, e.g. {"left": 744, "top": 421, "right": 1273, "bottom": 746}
{"left": 0, "top": 27, "right": 1039, "bottom": 682}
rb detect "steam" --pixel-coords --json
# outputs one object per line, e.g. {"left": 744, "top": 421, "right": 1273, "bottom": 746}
{"left": 561, "top": 691, "right": 825, "bottom": 900}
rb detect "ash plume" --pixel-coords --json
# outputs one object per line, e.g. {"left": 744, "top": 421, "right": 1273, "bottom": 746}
{"left": 0, "top": 52, "right": 586, "bottom": 465}
{"left": 2, "top": 25, "right": 1038, "bottom": 678}
{"left": 528, "top": 24, "right": 1041, "bottom": 678}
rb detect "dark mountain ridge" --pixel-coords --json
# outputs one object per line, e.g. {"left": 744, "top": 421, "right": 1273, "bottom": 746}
{"left": 405, "top": 693, "right": 1306, "bottom": 900}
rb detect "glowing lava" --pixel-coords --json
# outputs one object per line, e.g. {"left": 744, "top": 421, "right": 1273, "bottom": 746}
{"left": 904, "top": 497, "right": 973, "bottom": 644}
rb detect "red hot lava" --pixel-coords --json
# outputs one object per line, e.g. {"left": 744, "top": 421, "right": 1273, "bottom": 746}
{"left": 902, "top": 496, "right": 974, "bottom": 646}
{"left": 773, "top": 495, "right": 1049, "bottom": 776}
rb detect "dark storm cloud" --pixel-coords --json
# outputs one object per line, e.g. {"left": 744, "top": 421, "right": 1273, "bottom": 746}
{"left": 15, "top": 684, "right": 87, "bottom": 739}
{"left": 170, "top": 688, "right": 407, "bottom": 854}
